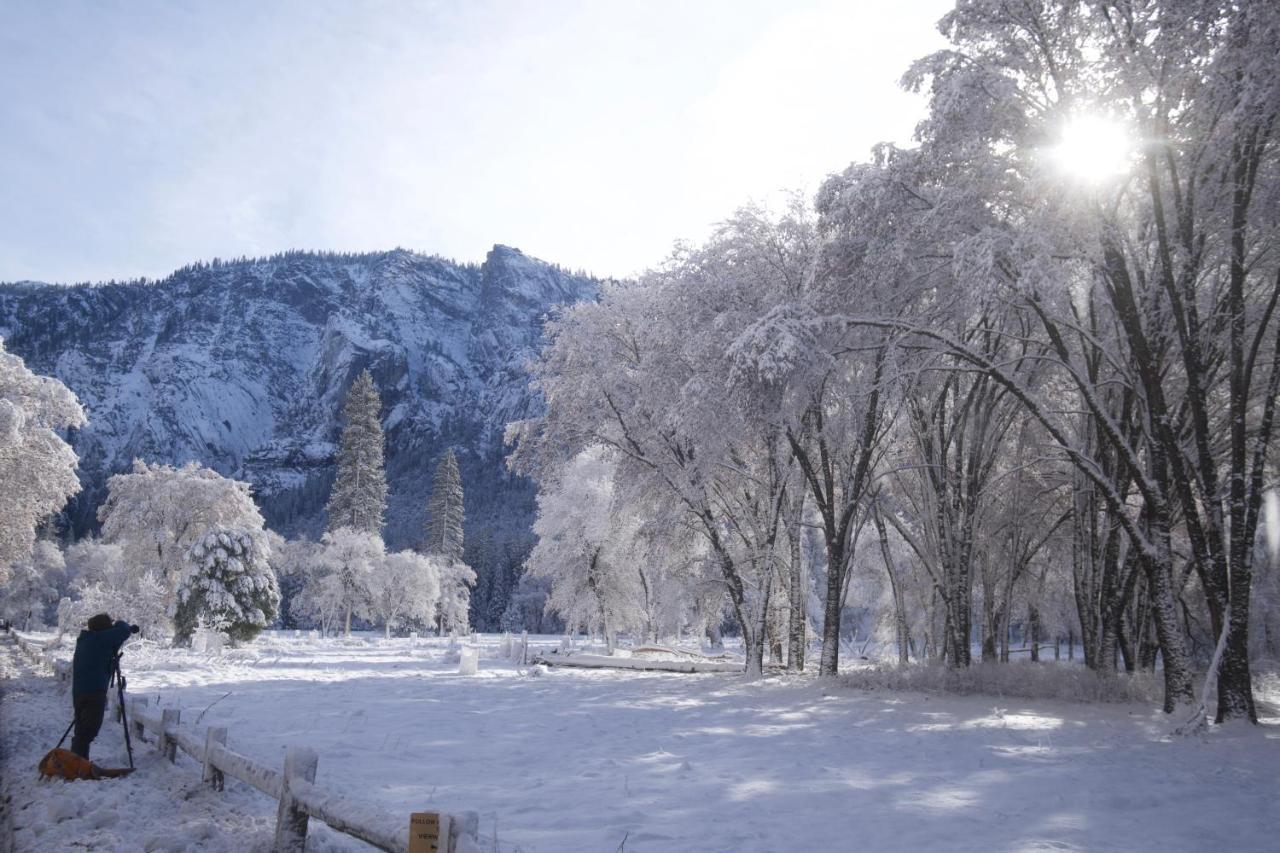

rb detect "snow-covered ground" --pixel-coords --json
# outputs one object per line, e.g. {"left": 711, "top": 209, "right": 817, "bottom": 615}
{"left": 5, "top": 632, "right": 1279, "bottom": 852}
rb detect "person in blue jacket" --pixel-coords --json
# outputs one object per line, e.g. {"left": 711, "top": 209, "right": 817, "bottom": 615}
{"left": 71, "top": 613, "right": 139, "bottom": 759}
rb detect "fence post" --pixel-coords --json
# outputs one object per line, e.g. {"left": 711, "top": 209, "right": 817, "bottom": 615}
{"left": 203, "top": 727, "right": 228, "bottom": 790}
{"left": 130, "top": 697, "right": 149, "bottom": 742}
{"left": 521, "top": 631, "right": 529, "bottom": 665}
{"left": 450, "top": 810, "right": 481, "bottom": 852}
{"left": 273, "top": 747, "right": 319, "bottom": 852}
{"left": 160, "top": 708, "right": 180, "bottom": 762}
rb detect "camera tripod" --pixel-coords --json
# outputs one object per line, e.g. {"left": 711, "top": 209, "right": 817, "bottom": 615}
{"left": 55, "top": 652, "right": 135, "bottom": 769}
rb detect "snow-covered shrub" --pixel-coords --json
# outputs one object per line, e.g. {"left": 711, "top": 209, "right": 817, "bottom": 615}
{"left": 173, "top": 527, "right": 280, "bottom": 645}
{"left": 838, "top": 661, "right": 1162, "bottom": 705}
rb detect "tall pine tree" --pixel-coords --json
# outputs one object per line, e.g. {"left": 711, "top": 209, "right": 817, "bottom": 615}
{"left": 424, "top": 448, "right": 465, "bottom": 559}
{"left": 325, "top": 370, "right": 388, "bottom": 535}
{"left": 424, "top": 448, "right": 470, "bottom": 632}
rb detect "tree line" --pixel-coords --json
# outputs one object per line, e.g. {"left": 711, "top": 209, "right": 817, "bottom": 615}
{"left": 508, "top": 0, "right": 1280, "bottom": 725}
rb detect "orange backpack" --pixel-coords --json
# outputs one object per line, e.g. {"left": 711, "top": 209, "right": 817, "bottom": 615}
{"left": 38, "top": 748, "right": 133, "bottom": 781}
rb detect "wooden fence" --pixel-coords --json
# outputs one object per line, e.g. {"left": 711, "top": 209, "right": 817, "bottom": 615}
{"left": 7, "top": 630, "right": 479, "bottom": 853}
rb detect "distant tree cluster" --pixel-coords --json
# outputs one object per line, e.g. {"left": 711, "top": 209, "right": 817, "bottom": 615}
{"left": 0, "top": 359, "right": 469, "bottom": 646}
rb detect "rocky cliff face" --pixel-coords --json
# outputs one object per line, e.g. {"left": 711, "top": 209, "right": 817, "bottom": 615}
{"left": 0, "top": 245, "right": 596, "bottom": 548}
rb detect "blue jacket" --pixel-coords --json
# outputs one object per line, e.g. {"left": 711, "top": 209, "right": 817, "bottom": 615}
{"left": 72, "top": 620, "right": 133, "bottom": 696}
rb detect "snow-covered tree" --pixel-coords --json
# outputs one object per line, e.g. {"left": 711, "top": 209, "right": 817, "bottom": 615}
{"left": 269, "top": 534, "right": 320, "bottom": 630}
{"left": 367, "top": 550, "right": 441, "bottom": 638}
{"left": 421, "top": 447, "right": 472, "bottom": 633}
{"left": 289, "top": 564, "right": 347, "bottom": 637}
{"left": 872, "top": 0, "right": 1280, "bottom": 720}
{"left": 500, "top": 573, "right": 559, "bottom": 634}
{"left": 511, "top": 204, "right": 823, "bottom": 674}
{"left": 436, "top": 558, "right": 476, "bottom": 636}
{"left": 173, "top": 527, "right": 281, "bottom": 645}
{"left": 526, "top": 447, "right": 647, "bottom": 650}
{"left": 97, "top": 460, "right": 265, "bottom": 606}
{"left": 0, "top": 339, "right": 85, "bottom": 581}
{"left": 425, "top": 448, "right": 465, "bottom": 561}
{"left": 63, "top": 538, "right": 129, "bottom": 590}
{"left": 1, "top": 539, "right": 64, "bottom": 630}
{"left": 325, "top": 370, "right": 387, "bottom": 535}
{"left": 313, "top": 527, "right": 384, "bottom": 636}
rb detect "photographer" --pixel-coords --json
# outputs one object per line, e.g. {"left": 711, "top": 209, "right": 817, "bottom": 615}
{"left": 70, "top": 613, "right": 138, "bottom": 760}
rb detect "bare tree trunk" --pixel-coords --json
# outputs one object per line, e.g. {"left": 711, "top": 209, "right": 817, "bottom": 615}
{"left": 786, "top": 494, "right": 806, "bottom": 672}
{"left": 999, "top": 607, "right": 1010, "bottom": 663}
{"left": 873, "top": 504, "right": 910, "bottom": 665}
{"left": 1144, "top": 548, "right": 1196, "bottom": 711}
{"left": 1029, "top": 605, "right": 1041, "bottom": 662}
{"left": 981, "top": 566, "right": 999, "bottom": 662}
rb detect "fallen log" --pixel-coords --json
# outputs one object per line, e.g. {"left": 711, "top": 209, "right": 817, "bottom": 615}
{"left": 628, "top": 645, "right": 737, "bottom": 661}
{"left": 533, "top": 651, "right": 743, "bottom": 673}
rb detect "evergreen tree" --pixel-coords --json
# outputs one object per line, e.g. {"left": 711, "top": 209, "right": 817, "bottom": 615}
{"left": 174, "top": 527, "right": 281, "bottom": 645}
{"left": 424, "top": 448, "right": 465, "bottom": 560}
{"left": 466, "top": 528, "right": 494, "bottom": 629}
{"left": 325, "top": 370, "right": 388, "bottom": 535}
{"left": 424, "top": 448, "right": 472, "bottom": 633}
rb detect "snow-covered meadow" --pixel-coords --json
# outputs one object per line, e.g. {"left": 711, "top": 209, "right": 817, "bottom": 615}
{"left": 9, "top": 632, "right": 1278, "bottom": 852}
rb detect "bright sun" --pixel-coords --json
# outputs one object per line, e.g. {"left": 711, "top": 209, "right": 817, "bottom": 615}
{"left": 1049, "top": 115, "right": 1134, "bottom": 184}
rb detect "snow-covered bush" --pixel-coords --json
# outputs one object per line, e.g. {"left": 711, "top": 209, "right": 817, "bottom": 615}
{"left": 173, "top": 527, "right": 281, "bottom": 645}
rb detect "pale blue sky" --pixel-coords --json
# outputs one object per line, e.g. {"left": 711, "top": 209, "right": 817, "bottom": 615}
{"left": 0, "top": 0, "right": 950, "bottom": 284}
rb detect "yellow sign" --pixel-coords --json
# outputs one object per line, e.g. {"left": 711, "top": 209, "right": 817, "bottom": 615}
{"left": 409, "top": 811, "right": 443, "bottom": 853}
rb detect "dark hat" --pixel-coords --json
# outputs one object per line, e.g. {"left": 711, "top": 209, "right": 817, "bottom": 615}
{"left": 87, "top": 613, "right": 113, "bottom": 632}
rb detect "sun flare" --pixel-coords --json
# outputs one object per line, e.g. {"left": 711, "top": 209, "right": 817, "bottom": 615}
{"left": 1049, "top": 115, "right": 1134, "bottom": 184}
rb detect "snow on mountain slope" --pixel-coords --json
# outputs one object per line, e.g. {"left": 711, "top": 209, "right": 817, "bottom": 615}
{"left": 0, "top": 246, "right": 598, "bottom": 548}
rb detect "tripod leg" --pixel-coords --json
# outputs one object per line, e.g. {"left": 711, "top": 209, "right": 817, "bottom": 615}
{"left": 117, "top": 679, "right": 134, "bottom": 769}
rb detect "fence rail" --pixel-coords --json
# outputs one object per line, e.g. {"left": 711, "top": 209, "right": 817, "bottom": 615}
{"left": 10, "top": 631, "right": 71, "bottom": 683}
{"left": 6, "top": 629, "right": 478, "bottom": 853}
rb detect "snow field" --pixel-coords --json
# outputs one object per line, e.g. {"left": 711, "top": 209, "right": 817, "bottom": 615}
{"left": 14, "top": 632, "right": 1271, "bottom": 853}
